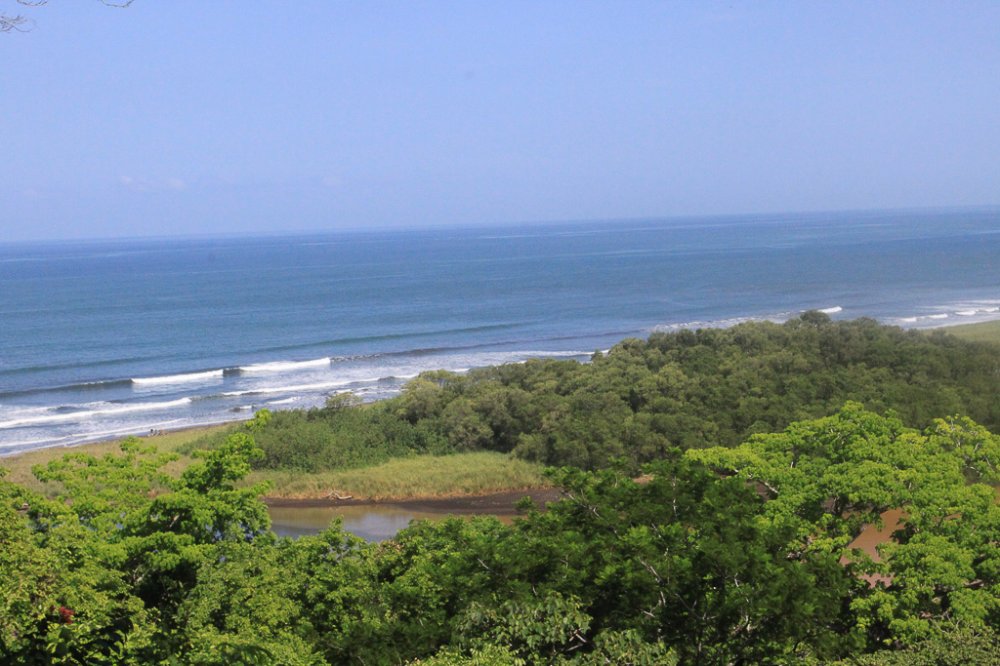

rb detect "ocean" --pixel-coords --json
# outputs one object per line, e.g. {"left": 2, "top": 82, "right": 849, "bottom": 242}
{"left": 2, "top": 208, "right": 999, "bottom": 454}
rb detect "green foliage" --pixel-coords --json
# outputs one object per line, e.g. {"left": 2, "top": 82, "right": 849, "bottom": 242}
{"left": 571, "top": 630, "right": 676, "bottom": 666}
{"left": 0, "top": 430, "right": 277, "bottom": 664}
{"left": 516, "top": 460, "right": 859, "bottom": 664}
{"left": 410, "top": 644, "right": 526, "bottom": 666}
{"left": 456, "top": 592, "right": 592, "bottom": 663}
{"left": 831, "top": 626, "right": 1000, "bottom": 665}
{"left": 182, "top": 402, "right": 430, "bottom": 473}
{"left": 176, "top": 539, "right": 325, "bottom": 665}
{"left": 2, "top": 407, "right": 998, "bottom": 664}
{"left": 690, "top": 405, "right": 1000, "bottom": 649}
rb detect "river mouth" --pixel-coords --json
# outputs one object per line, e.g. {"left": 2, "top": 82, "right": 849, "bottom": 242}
{"left": 266, "top": 488, "right": 562, "bottom": 541}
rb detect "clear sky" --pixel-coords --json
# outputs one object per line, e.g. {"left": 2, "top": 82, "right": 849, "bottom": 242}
{"left": 2, "top": 1, "right": 999, "bottom": 241}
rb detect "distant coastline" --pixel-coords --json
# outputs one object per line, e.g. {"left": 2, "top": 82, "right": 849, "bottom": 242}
{"left": 4, "top": 315, "right": 998, "bottom": 462}
{"left": 2, "top": 311, "right": 999, "bottom": 458}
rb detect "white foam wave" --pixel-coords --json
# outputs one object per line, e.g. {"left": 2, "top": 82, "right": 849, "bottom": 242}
{"left": 652, "top": 307, "right": 853, "bottom": 334}
{"left": 455, "top": 350, "right": 591, "bottom": 363}
{"left": 653, "top": 312, "right": 794, "bottom": 333}
{"left": 223, "top": 380, "right": 356, "bottom": 397}
{"left": 895, "top": 302, "right": 1000, "bottom": 328}
{"left": 132, "top": 369, "right": 224, "bottom": 386}
{"left": 0, "top": 398, "right": 192, "bottom": 430}
{"left": 239, "top": 357, "right": 331, "bottom": 374}
{"left": 510, "top": 350, "right": 592, "bottom": 357}
{"left": 219, "top": 350, "right": 594, "bottom": 400}
{"left": 0, "top": 434, "right": 76, "bottom": 451}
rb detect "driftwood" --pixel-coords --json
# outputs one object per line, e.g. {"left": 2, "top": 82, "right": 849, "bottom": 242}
{"left": 326, "top": 491, "right": 353, "bottom": 501}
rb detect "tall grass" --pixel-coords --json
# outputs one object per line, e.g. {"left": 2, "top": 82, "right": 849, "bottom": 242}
{"left": 250, "top": 451, "right": 550, "bottom": 500}
{"left": 938, "top": 320, "right": 1000, "bottom": 344}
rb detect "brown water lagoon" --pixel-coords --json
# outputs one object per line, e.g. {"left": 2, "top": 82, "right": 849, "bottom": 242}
{"left": 266, "top": 488, "right": 562, "bottom": 541}
{"left": 268, "top": 504, "right": 456, "bottom": 541}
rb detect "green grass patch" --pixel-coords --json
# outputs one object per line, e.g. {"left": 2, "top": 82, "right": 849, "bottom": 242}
{"left": 250, "top": 451, "right": 550, "bottom": 500}
{"left": 934, "top": 319, "right": 1000, "bottom": 344}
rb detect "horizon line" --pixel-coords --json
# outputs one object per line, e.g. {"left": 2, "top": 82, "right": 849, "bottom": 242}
{"left": 2, "top": 202, "right": 998, "bottom": 247}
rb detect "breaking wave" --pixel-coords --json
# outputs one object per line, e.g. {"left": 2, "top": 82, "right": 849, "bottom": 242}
{"left": 132, "top": 370, "right": 224, "bottom": 386}
{"left": 238, "top": 358, "right": 332, "bottom": 374}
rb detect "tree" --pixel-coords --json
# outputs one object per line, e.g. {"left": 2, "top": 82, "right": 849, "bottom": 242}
{"left": 1, "top": 1, "right": 136, "bottom": 34}
{"left": 689, "top": 404, "right": 1000, "bottom": 648}
{"left": 0, "top": 430, "right": 275, "bottom": 663}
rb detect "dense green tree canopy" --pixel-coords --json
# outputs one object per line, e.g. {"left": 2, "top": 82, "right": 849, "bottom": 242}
{"left": 3, "top": 403, "right": 998, "bottom": 664}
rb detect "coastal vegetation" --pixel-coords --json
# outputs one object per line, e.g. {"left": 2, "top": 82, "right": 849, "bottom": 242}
{"left": 250, "top": 451, "right": 548, "bottom": 501}
{"left": 1, "top": 315, "right": 998, "bottom": 664}
{"left": 189, "top": 314, "right": 1000, "bottom": 474}
{"left": 938, "top": 318, "right": 1000, "bottom": 344}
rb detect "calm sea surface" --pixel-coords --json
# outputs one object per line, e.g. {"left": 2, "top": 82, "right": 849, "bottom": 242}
{"left": 2, "top": 209, "right": 999, "bottom": 453}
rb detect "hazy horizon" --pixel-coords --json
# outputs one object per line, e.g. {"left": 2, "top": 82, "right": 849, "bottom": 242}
{"left": 2, "top": 203, "right": 997, "bottom": 247}
{"left": 3, "top": 2, "right": 1000, "bottom": 242}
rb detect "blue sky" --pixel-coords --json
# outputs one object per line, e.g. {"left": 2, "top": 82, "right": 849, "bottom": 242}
{"left": 2, "top": 1, "right": 999, "bottom": 241}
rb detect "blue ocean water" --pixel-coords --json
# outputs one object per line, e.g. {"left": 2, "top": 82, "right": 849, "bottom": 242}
{"left": 2, "top": 208, "right": 999, "bottom": 453}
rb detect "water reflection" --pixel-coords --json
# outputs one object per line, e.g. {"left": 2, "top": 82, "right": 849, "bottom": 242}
{"left": 268, "top": 504, "right": 494, "bottom": 542}
{"left": 268, "top": 489, "right": 556, "bottom": 541}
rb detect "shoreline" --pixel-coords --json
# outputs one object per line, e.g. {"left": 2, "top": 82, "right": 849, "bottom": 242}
{"left": 0, "top": 419, "right": 241, "bottom": 459}
{"left": 4, "top": 316, "right": 998, "bottom": 460}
